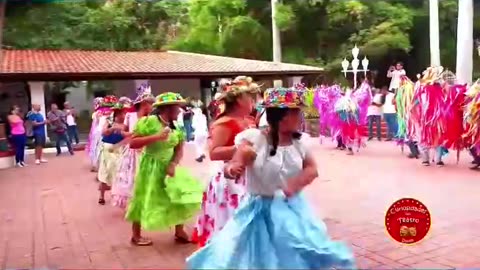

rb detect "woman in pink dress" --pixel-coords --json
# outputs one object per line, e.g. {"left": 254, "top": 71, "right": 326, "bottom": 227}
{"left": 111, "top": 84, "right": 154, "bottom": 208}
{"left": 192, "top": 76, "right": 259, "bottom": 247}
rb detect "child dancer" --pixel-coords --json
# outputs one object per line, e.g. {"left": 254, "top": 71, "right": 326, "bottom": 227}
{"left": 112, "top": 85, "right": 154, "bottom": 208}
{"left": 192, "top": 107, "right": 208, "bottom": 162}
{"left": 192, "top": 76, "right": 259, "bottom": 247}
{"left": 126, "top": 92, "right": 203, "bottom": 246}
{"left": 187, "top": 87, "right": 355, "bottom": 269}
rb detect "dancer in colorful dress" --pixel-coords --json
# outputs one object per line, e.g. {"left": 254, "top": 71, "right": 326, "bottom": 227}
{"left": 126, "top": 92, "right": 203, "bottom": 246}
{"left": 86, "top": 97, "right": 104, "bottom": 172}
{"left": 192, "top": 107, "right": 208, "bottom": 162}
{"left": 90, "top": 96, "right": 117, "bottom": 173}
{"left": 192, "top": 76, "right": 260, "bottom": 247}
{"left": 187, "top": 87, "right": 355, "bottom": 269}
{"left": 112, "top": 85, "right": 154, "bottom": 208}
{"left": 97, "top": 101, "right": 131, "bottom": 205}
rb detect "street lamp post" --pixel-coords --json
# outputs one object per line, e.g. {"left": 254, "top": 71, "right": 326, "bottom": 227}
{"left": 341, "top": 45, "right": 369, "bottom": 90}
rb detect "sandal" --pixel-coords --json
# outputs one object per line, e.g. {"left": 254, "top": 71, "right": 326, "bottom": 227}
{"left": 174, "top": 234, "right": 191, "bottom": 244}
{"left": 98, "top": 198, "right": 105, "bottom": 205}
{"left": 131, "top": 237, "right": 153, "bottom": 246}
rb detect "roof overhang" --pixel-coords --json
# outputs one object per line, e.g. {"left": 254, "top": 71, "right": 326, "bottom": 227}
{"left": 0, "top": 49, "right": 323, "bottom": 81}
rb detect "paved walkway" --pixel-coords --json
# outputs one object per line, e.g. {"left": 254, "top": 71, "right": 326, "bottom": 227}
{"left": 1, "top": 140, "right": 479, "bottom": 269}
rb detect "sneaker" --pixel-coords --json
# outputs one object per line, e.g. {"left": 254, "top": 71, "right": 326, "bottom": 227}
{"left": 20, "top": 162, "right": 27, "bottom": 167}
{"left": 35, "top": 159, "right": 41, "bottom": 165}
{"left": 69, "top": 151, "right": 75, "bottom": 156}
{"left": 422, "top": 161, "right": 430, "bottom": 166}
{"left": 436, "top": 161, "right": 445, "bottom": 167}
{"left": 40, "top": 159, "right": 48, "bottom": 163}
{"left": 16, "top": 163, "right": 24, "bottom": 168}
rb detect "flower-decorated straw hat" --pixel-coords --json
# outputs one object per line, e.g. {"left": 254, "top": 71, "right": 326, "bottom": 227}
{"left": 153, "top": 92, "right": 187, "bottom": 107}
{"left": 112, "top": 102, "right": 125, "bottom": 111}
{"left": 420, "top": 66, "right": 444, "bottom": 85}
{"left": 216, "top": 76, "right": 261, "bottom": 101}
{"left": 134, "top": 83, "right": 155, "bottom": 104}
{"left": 263, "top": 87, "right": 306, "bottom": 108}
{"left": 101, "top": 95, "right": 118, "bottom": 108}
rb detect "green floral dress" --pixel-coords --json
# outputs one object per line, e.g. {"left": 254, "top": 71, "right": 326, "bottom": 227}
{"left": 125, "top": 115, "right": 203, "bottom": 230}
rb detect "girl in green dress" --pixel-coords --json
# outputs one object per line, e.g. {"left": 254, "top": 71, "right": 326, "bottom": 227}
{"left": 127, "top": 92, "right": 203, "bottom": 246}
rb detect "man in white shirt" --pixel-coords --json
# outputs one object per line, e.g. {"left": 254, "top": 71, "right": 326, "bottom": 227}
{"left": 382, "top": 87, "right": 398, "bottom": 141}
{"left": 367, "top": 89, "right": 383, "bottom": 141}
{"left": 387, "top": 62, "right": 406, "bottom": 91}
{"left": 64, "top": 102, "right": 79, "bottom": 145}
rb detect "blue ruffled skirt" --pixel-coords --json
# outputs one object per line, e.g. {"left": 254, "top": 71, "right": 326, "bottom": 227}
{"left": 186, "top": 193, "right": 356, "bottom": 269}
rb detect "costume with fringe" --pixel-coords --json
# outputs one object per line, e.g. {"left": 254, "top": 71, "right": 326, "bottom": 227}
{"left": 314, "top": 82, "right": 371, "bottom": 150}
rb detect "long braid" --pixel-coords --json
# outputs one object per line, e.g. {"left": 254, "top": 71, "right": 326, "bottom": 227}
{"left": 269, "top": 121, "right": 280, "bottom": 156}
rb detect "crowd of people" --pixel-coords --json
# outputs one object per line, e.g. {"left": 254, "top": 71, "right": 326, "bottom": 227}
{"left": 315, "top": 63, "right": 480, "bottom": 170}
{"left": 84, "top": 77, "right": 356, "bottom": 269}
{"left": 6, "top": 63, "right": 480, "bottom": 268}
{"left": 5, "top": 101, "right": 80, "bottom": 167}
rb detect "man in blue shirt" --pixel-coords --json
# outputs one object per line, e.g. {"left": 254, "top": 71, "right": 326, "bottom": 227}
{"left": 27, "top": 104, "right": 48, "bottom": 165}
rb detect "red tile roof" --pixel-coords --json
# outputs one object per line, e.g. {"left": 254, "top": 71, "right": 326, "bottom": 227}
{"left": 0, "top": 50, "right": 323, "bottom": 80}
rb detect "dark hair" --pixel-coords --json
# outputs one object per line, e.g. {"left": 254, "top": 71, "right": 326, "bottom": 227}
{"left": 134, "top": 103, "right": 141, "bottom": 111}
{"left": 266, "top": 107, "right": 302, "bottom": 156}
{"left": 150, "top": 106, "right": 176, "bottom": 130}
{"left": 113, "top": 109, "right": 124, "bottom": 121}
{"left": 9, "top": 105, "right": 21, "bottom": 115}
{"left": 216, "top": 99, "right": 235, "bottom": 119}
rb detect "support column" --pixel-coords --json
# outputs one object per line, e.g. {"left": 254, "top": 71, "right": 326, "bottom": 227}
{"left": 455, "top": 0, "right": 474, "bottom": 84}
{"left": 429, "top": 0, "right": 441, "bottom": 66}
{"left": 28, "top": 81, "right": 48, "bottom": 137}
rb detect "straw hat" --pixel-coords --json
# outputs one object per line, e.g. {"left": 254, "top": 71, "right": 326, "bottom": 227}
{"left": 153, "top": 92, "right": 187, "bottom": 107}
{"left": 215, "top": 76, "right": 261, "bottom": 102}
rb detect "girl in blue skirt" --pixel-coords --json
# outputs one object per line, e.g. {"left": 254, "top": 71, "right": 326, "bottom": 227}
{"left": 187, "top": 87, "right": 356, "bottom": 269}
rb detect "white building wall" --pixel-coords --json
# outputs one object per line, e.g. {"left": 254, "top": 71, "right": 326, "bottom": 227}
{"left": 65, "top": 83, "right": 89, "bottom": 113}
{"left": 150, "top": 79, "right": 201, "bottom": 98}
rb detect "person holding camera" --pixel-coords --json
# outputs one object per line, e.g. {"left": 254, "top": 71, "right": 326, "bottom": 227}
{"left": 387, "top": 62, "right": 406, "bottom": 92}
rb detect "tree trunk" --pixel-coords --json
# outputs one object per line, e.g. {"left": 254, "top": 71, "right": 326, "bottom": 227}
{"left": 0, "top": 0, "right": 6, "bottom": 62}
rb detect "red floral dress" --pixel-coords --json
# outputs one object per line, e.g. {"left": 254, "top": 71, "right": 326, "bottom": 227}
{"left": 192, "top": 119, "right": 246, "bottom": 247}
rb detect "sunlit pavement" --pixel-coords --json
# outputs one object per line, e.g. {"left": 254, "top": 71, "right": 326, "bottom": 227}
{"left": 1, "top": 138, "right": 479, "bottom": 269}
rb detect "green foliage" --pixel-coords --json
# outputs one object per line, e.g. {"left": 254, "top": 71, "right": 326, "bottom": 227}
{"left": 2, "top": 0, "right": 480, "bottom": 85}
{"left": 275, "top": 3, "right": 295, "bottom": 31}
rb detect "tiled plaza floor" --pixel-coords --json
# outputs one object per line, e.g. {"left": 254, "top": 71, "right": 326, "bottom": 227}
{"left": 1, "top": 139, "right": 479, "bottom": 269}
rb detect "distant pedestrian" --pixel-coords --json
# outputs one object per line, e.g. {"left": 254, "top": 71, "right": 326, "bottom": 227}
{"left": 367, "top": 89, "right": 383, "bottom": 141}
{"left": 47, "top": 104, "right": 74, "bottom": 156}
{"left": 192, "top": 107, "right": 207, "bottom": 162}
{"left": 64, "top": 101, "right": 79, "bottom": 145}
{"left": 7, "top": 105, "right": 27, "bottom": 167}
{"left": 387, "top": 62, "right": 406, "bottom": 92}
{"left": 27, "top": 104, "right": 48, "bottom": 165}
{"left": 382, "top": 86, "right": 398, "bottom": 141}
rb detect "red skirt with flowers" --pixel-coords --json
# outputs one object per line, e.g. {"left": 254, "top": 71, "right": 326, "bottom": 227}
{"left": 192, "top": 163, "right": 246, "bottom": 247}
